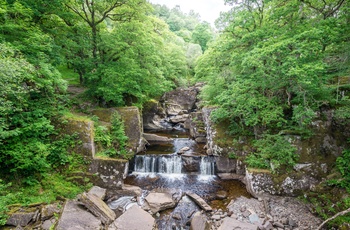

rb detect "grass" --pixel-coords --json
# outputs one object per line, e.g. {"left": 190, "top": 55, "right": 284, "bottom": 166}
{"left": 57, "top": 65, "right": 80, "bottom": 86}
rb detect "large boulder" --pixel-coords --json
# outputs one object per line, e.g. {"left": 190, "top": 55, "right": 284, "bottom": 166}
{"left": 6, "top": 209, "right": 38, "bottom": 227}
{"left": 182, "top": 155, "right": 200, "bottom": 172}
{"left": 110, "top": 205, "right": 156, "bottom": 230}
{"left": 162, "top": 87, "right": 199, "bottom": 115}
{"left": 143, "top": 192, "right": 176, "bottom": 214}
{"left": 79, "top": 192, "right": 116, "bottom": 225}
{"left": 89, "top": 158, "right": 128, "bottom": 189}
{"left": 56, "top": 200, "right": 102, "bottom": 230}
{"left": 190, "top": 212, "right": 211, "bottom": 230}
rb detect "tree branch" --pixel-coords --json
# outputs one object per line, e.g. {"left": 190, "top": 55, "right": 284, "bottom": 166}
{"left": 316, "top": 207, "right": 350, "bottom": 230}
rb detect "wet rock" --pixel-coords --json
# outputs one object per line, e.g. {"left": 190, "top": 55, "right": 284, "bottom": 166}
{"left": 218, "top": 217, "right": 258, "bottom": 230}
{"left": 190, "top": 212, "right": 211, "bottom": 230}
{"left": 144, "top": 192, "right": 176, "bottom": 214}
{"left": 121, "top": 184, "right": 143, "bottom": 197}
{"left": 170, "top": 114, "right": 190, "bottom": 123}
{"left": 88, "top": 186, "right": 107, "bottom": 200}
{"left": 172, "top": 213, "right": 182, "bottom": 220}
{"left": 79, "top": 192, "right": 116, "bottom": 225}
{"left": 111, "top": 205, "right": 155, "bottom": 230}
{"left": 56, "top": 200, "right": 102, "bottom": 230}
{"left": 215, "top": 157, "right": 236, "bottom": 173}
{"left": 182, "top": 156, "right": 200, "bottom": 172}
{"left": 178, "top": 146, "right": 191, "bottom": 154}
{"left": 143, "top": 133, "right": 173, "bottom": 143}
{"left": 186, "top": 192, "right": 213, "bottom": 212}
{"left": 216, "top": 190, "right": 228, "bottom": 200}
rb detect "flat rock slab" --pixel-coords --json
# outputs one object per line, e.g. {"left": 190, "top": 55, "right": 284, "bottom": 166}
{"left": 80, "top": 192, "right": 116, "bottom": 225}
{"left": 218, "top": 217, "right": 258, "bottom": 230}
{"left": 88, "top": 186, "right": 107, "bottom": 200}
{"left": 110, "top": 205, "right": 155, "bottom": 230}
{"left": 186, "top": 192, "right": 212, "bottom": 212}
{"left": 143, "top": 133, "right": 173, "bottom": 143}
{"left": 144, "top": 192, "right": 176, "bottom": 214}
{"left": 56, "top": 200, "right": 101, "bottom": 230}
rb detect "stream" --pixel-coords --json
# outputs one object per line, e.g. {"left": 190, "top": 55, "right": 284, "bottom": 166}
{"left": 123, "top": 130, "right": 250, "bottom": 229}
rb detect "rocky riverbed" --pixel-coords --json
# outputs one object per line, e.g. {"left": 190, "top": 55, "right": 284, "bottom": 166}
{"left": 3, "top": 185, "right": 323, "bottom": 230}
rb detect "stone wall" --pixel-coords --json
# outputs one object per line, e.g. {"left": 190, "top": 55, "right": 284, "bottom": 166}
{"left": 91, "top": 107, "right": 145, "bottom": 154}
{"left": 203, "top": 107, "right": 350, "bottom": 196}
{"left": 56, "top": 116, "right": 95, "bottom": 158}
{"left": 89, "top": 158, "right": 129, "bottom": 189}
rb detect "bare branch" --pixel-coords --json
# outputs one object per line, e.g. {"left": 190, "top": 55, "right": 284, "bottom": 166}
{"left": 316, "top": 207, "right": 350, "bottom": 230}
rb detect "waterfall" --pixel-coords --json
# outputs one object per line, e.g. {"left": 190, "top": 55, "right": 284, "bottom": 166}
{"left": 134, "top": 155, "right": 183, "bottom": 174}
{"left": 133, "top": 155, "right": 215, "bottom": 175}
{"left": 200, "top": 157, "right": 215, "bottom": 175}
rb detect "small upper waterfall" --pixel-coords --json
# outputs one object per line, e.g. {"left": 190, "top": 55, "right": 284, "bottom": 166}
{"left": 131, "top": 132, "right": 215, "bottom": 176}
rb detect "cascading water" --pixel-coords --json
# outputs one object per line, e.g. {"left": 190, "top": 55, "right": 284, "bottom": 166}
{"left": 131, "top": 133, "right": 215, "bottom": 176}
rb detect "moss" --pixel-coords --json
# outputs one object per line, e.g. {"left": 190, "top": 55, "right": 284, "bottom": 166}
{"left": 247, "top": 168, "right": 271, "bottom": 174}
{"left": 94, "top": 156, "right": 128, "bottom": 163}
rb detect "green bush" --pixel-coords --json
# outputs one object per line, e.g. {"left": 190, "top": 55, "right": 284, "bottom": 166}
{"left": 245, "top": 134, "right": 298, "bottom": 173}
{"left": 94, "top": 112, "right": 128, "bottom": 158}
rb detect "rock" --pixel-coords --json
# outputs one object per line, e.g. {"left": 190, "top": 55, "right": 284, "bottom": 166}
{"left": 186, "top": 192, "right": 212, "bottom": 212}
{"left": 172, "top": 213, "right": 182, "bottom": 220}
{"left": 273, "top": 222, "right": 285, "bottom": 228}
{"left": 56, "top": 117, "right": 95, "bottom": 157}
{"left": 216, "top": 190, "right": 228, "bottom": 200}
{"left": 190, "top": 212, "right": 211, "bottom": 230}
{"left": 111, "top": 205, "right": 155, "bottom": 230}
{"left": 215, "top": 157, "right": 236, "bottom": 173}
{"left": 56, "top": 200, "right": 102, "bottom": 230}
{"left": 218, "top": 217, "right": 258, "bottom": 230}
{"left": 217, "top": 173, "right": 244, "bottom": 180}
{"left": 121, "top": 184, "right": 143, "bottom": 197}
{"left": 242, "top": 210, "right": 251, "bottom": 217}
{"left": 42, "top": 218, "right": 56, "bottom": 230}
{"left": 178, "top": 146, "right": 190, "bottom": 154}
{"left": 144, "top": 192, "right": 176, "bottom": 214}
{"left": 143, "top": 133, "right": 173, "bottom": 143}
{"left": 41, "top": 203, "right": 61, "bottom": 221}
{"left": 162, "top": 87, "right": 199, "bottom": 115}
{"left": 211, "top": 215, "right": 221, "bottom": 220}
{"left": 6, "top": 210, "right": 36, "bottom": 227}
{"left": 288, "top": 218, "right": 298, "bottom": 227}
{"left": 182, "top": 156, "right": 200, "bottom": 172}
{"left": 260, "top": 220, "right": 273, "bottom": 230}
{"left": 79, "top": 192, "right": 116, "bottom": 225}
{"left": 170, "top": 114, "right": 190, "bottom": 123}
{"left": 88, "top": 186, "right": 107, "bottom": 200}
{"left": 89, "top": 158, "right": 128, "bottom": 189}
{"left": 249, "top": 213, "right": 261, "bottom": 224}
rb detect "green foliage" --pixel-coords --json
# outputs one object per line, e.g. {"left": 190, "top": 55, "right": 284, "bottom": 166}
{"left": 245, "top": 134, "right": 298, "bottom": 172}
{"left": 94, "top": 112, "right": 128, "bottom": 158}
{"left": 328, "top": 148, "right": 350, "bottom": 193}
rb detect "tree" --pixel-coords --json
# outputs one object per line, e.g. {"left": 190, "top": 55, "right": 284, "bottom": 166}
{"left": 65, "top": 0, "right": 148, "bottom": 63}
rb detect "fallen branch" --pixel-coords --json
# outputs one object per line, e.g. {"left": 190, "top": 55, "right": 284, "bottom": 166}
{"left": 316, "top": 207, "right": 350, "bottom": 230}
